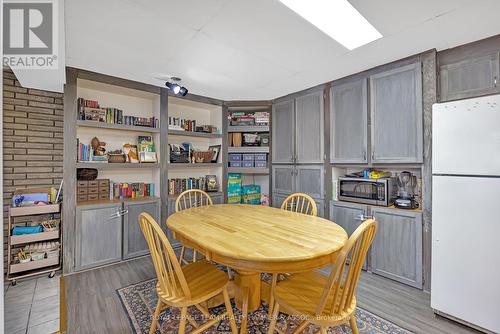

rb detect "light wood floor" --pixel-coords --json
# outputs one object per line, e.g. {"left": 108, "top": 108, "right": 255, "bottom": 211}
{"left": 64, "top": 257, "right": 480, "bottom": 334}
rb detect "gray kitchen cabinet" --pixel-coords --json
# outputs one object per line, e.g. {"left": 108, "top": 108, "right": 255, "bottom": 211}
{"left": 274, "top": 192, "right": 324, "bottom": 217}
{"left": 295, "top": 165, "right": 324, "bottom": 199}
{"left": 75, "top": 203, "right": 123, "bottom": 271}
{"left": 123, "top": 200, "right": 160, "bottom": 259}
{"left": 295, "top": 91, "right": 324, "bottom": 163}
{"left": 329, "top": 201, "right": 369, "bottom": 269}
{"left": 272, "top": 100, "right": 295, "bottom": 163}
{"left": 272, "top": 165, "right": 295, "bottom": 194}
{"left": 370, "top": 63, "right": 423, "bottom": 163}
{"left": 210, "top": 193, "right": 224, "bottom": 204}
{"left": 440, "top": 53, "right": 500, "bottom": 101}
{"left": 331, "top": 79, "right": 368, "bottom": 163}
{"left": 370, "top": 207, "right": 423, "bottom": 288}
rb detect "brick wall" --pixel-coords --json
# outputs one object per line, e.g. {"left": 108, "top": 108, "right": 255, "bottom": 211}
{"left": 2, "top": 69, "right": 64, "bottom": 272}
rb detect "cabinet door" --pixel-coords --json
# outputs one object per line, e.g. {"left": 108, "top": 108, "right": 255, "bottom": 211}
{"left": 371, "top": 208, "right": 423, "bottom": 288}
{"left": 440, "top": 53, "right": 500, "bottom": 101}
{"left": 123, "top": 200, "right": 160, "bottom": 259}
{"left": 295, "top": 91, "right": 324, "bottom": 163}
{"left": 295, "top": 165, "right": 324, "bottom": 199}
{"left": 329, "top": 201, "right": 368, "bottom": 269}
{"left": 75, "top": 204, "right": 122, "bottom": 270}
{"left": 331, "top": 79, "right": 368, "bottom": 163}
{"left": 315, "top": 199, "right": 325, "bottom": 218}
{"left": 272, "top": 165, "right": 295, "bottom": 194}
{"left": 166, "top": 198, "right": 181, "bottom": 248}
{"left": 272, "top": 100, "right": 295, "bottom": 163}
{"left": 370, "top": 63, "right": 423, "bottom": 163}
{"left": 210, "top": 194, "right": 224, "bottom": 204}
{"left": 272, "top": 192, "right": 290, "bottom": 209}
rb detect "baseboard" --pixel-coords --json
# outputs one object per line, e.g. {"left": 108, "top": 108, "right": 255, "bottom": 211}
{"left": 433, "top": 309, "right": 495, "bottom": 334}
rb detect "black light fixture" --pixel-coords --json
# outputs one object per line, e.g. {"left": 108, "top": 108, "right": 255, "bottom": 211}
{"left": 165, "top": 77, "right": 188, "bottom": 96}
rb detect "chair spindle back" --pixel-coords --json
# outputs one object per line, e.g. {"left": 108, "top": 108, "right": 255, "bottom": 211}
{"left": 281, "top": 193, "right": 318, "bottom": 216}
{"left": 175, "top": 189, "right": 213, "bottom": 212}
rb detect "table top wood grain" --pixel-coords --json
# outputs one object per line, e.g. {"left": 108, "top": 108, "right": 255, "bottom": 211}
{"left": 167, "top": 204, "right": 348, "bottom": 273}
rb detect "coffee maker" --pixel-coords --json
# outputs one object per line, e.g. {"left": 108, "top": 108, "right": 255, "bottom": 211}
{"left": 395, "top": 171, "right": 419, "bottom": 209}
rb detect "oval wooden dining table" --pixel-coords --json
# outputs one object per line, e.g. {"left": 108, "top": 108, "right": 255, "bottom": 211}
{"left": 167, "top": 204, "right": 348, "bottom": 333}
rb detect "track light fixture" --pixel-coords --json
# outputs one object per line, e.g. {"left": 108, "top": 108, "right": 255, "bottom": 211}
{"left": 165, "top": 77, "right": 188, "bottom": 96}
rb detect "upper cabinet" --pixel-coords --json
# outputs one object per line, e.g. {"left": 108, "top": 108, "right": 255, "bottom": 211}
{"left": 330, "top": 79, "right": 368, "bottom": 163}
{"left": 272, "top": 100, "right": 295, "bottom": 163}
{"left": 272, "top": 90, "right": 324, "bottom": 164}
{"left": 370, "top": 63, "right": 423, "bottom": 163}
{"left": 295, "top": 91, "right": 324, "bottom": 163}
{"left": 440, "top": 53, "right": 500, "bottom": 102}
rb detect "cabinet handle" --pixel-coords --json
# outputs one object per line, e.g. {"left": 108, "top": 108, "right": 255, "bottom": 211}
{"left": 363, "top": 150, "right": 366, "bottom": 161}
{"left": 120, "top": 209, "right": 129, "bottom": 216}
{"left": 109, "top": 212, "right": 121, "bottom": 220}
{"left": 495, "top": 76, "right": 498, "bottom": 87}
{"left": 371, "top": 151, "right": 375, "bottom": 161}
{"left": 355, "top": 214, "right": 374, "bottom": 221}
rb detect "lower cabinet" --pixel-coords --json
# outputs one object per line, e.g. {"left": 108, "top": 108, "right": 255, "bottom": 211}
{"left": 75, "top": 199, "right": 161, "bottom": 271}
{"left": 370, "top": 207, "right": 423, "bottom": 288}
{"left": 123, "top": 200, "right": 160, "bottom": 259}
{"left": 75, "top": 203, "right": 123, "bottom": 271}
{"left": 329, "top": 201, "right": 369, "bottom": 269}
{"left": 273, "top": 192, "right": 325, "bottom": 217}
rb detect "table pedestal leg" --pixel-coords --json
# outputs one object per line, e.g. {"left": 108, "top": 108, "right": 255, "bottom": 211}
{"left": 234, "top": 270, "right": 261, "bottom": 311}
{"left": 234, "top": 270, "right": 260, "bottom": 333}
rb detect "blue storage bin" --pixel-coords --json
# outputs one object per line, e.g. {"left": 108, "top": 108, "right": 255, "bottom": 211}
{"left": 242, "top": 154, "right": 255, "bottom": 161}
{"left": 228, "top": 154, "right": 242, "bottom": 162}
{"left": 12, "top": 225, "right": 43, "bottom": 235}
{"left": 254, "top": 153, "right": 267, "bottom": 161}
{"left": 242, "top": 161, "right": 254, "bottom": 167}
{"left": 229, "top": 161, "right": 242, "bottom": 167}
{"left": 255, "top": 161, "right": 267, "bottom": 168}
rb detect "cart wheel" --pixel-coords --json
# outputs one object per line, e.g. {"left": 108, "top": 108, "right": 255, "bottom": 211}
{"left": 11, "top": 280, "right": 17, "bottom": 286}
{"left": 48, "top": 271, "right": 56, "bottom": 278}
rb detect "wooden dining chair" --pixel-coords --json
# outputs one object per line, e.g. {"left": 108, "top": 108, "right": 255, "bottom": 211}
{"left": 175, "top": 189, "right": 213, "bottom": 265}
{"left": 280, "top": 193, "right": 318, "bottom": 216}
{"left": 267, "top": 219, "right": 377, "bottom": 334}
{"left": 268, "top": 192, "right": 318, "bottom": 316}
{"left": 138, "top": 213, "right": 238, "bottom": 334}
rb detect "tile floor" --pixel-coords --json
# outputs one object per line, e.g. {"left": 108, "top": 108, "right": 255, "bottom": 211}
{"left": 4, "top": 274, "right": 60, "bottom": 334}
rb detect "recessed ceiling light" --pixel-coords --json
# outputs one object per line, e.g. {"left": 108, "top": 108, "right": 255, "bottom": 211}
{"left": 279, "top": 0, "right": 382, "bottom": 50}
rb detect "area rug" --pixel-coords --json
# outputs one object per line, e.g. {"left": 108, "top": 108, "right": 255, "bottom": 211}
{"left": 117, "top": 278, "right": 412, "bottom": 334}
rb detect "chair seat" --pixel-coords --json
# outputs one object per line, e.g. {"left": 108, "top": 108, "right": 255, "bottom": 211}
{"left": 158, "top": 260, "right": 229, "bottom": 306}
{"left": 274, "top": 270, "right": 356, "bottom": 324}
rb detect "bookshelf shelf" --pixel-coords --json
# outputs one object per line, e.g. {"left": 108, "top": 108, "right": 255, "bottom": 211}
{"left": 168, "top": 129, "right": 222, "bottom": 138}
{"left": 227, "top": 167, "right": 269, "bottom": 174}
{"left": 76, "top": 120, "right": 160, "bottom": 133}
{"left": 76, "top": 196, "right": 160, "bottom": 208}
{"left": 168, "top": 163, "right": 223, "bottom": 169}
{"left": 76, "top": 162, "right": 160, "bottom": 169}
{"left": 228, "top": 146, "right": 269, "bottom": 153}
{"left": 228, "top": 125, "right": 269, "bottom": 133}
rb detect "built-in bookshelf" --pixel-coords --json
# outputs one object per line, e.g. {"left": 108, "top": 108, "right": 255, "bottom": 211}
{"left": 225, "top": 104, "right": 272, "bottom": 205}
{"left": 167, "top": 97, "right": 224, "bottom": 208}
{"left": 75, "top": 79, "right": 162, "bottom": 200}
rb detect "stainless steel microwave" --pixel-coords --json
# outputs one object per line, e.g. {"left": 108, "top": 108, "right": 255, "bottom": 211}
{"left": 338, "top": 177, "right": 396, "bottom": 206}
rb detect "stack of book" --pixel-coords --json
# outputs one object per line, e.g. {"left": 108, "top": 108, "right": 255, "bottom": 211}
{"left": 168, "top": 117, "right": 196, "bottom": 131}
{"left": 110, "top": 182, "right": 154, "bottom": 199}
{"left": 168, "top": 177, "right": 207, "bottom": 195}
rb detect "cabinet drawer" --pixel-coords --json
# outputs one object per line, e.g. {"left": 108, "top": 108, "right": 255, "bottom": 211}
{"left": 77, "top": 180, "right": 88, "bottom": 187}
{"left": 99, "top": 194, "right": 109, "bottom": 200}
{"left": 87, "top": 194, "right": 99, "bottom": 201}
{"left": 77, "top": 194, "right": 88, "bottom": 202}
{"left": 98, "top": 187, "right": 109, "bottom": 194}
{"left": 77, "top": 188, "right": 88, "bottom": 195}
{"left": 88, "top": 187, "right": 99, "bottom": 195}
{"left": 88, "top": 180, "right": 99, "bottom": 187}
{"left": 98, "top": 179, "right": 109, "bottom": 188}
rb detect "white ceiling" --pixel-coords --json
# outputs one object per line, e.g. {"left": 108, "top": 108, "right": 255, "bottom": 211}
{"left": 65, "top": 0, "right": 500, "bottom": 101}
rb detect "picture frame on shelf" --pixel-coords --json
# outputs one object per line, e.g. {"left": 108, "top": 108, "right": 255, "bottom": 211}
{"left": 209, "top": 145, "right": 221, "bottom": 163}
{"left": 123, "top": 144, "right": 139, "bottom": 163}
{"left": 140, "top": 151, "right": 157, "bottom": 163}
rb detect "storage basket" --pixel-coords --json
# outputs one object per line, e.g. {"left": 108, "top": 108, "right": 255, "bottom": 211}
{"left": 192, "top": 151, "right": 214, "bottom": 163}
{"left": 107, "top": 153, "right": 126, "bottom": 163}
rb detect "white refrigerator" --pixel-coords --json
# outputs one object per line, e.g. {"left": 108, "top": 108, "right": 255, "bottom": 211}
{"left": 432, "top": 94, "right": 500, "bottom": 333}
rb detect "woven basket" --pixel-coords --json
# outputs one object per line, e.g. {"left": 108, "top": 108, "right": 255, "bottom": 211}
{"left": 108, "top": 153, "right": 126, "bottom": 163}
{"left": 192, "top": 151, "right": 214, "bottom": 163}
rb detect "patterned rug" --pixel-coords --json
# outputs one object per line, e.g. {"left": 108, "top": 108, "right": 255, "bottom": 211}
{"left": 117, "top": 278, "right": 412, "bottom": 334}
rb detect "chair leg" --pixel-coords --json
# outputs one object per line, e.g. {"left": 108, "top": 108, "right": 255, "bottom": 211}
{"left": 223, "top": 287, "right": 238, "bottom": 334}
{"left": 149, "top": 300, "right": 163, "bottom": 334}
{"left": 350, "top": 315, "right": 359, "bottom": 334}
{"left": 268, "top": 274, "right": 278, "bottom": 317}
{"left": 292, "top": 320, "right": 309, "bottom": 334}
{"left": 179, "top": 246, "right": 186, "bottom": 264}
{"left": 179, "top": 307, "right": 188, "bottom": 334}
{"left": 267, "top": 302, "right": 280, "bottom": 334}
{"left": 193, "top": 249, "right": 197, "bottom": 262}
